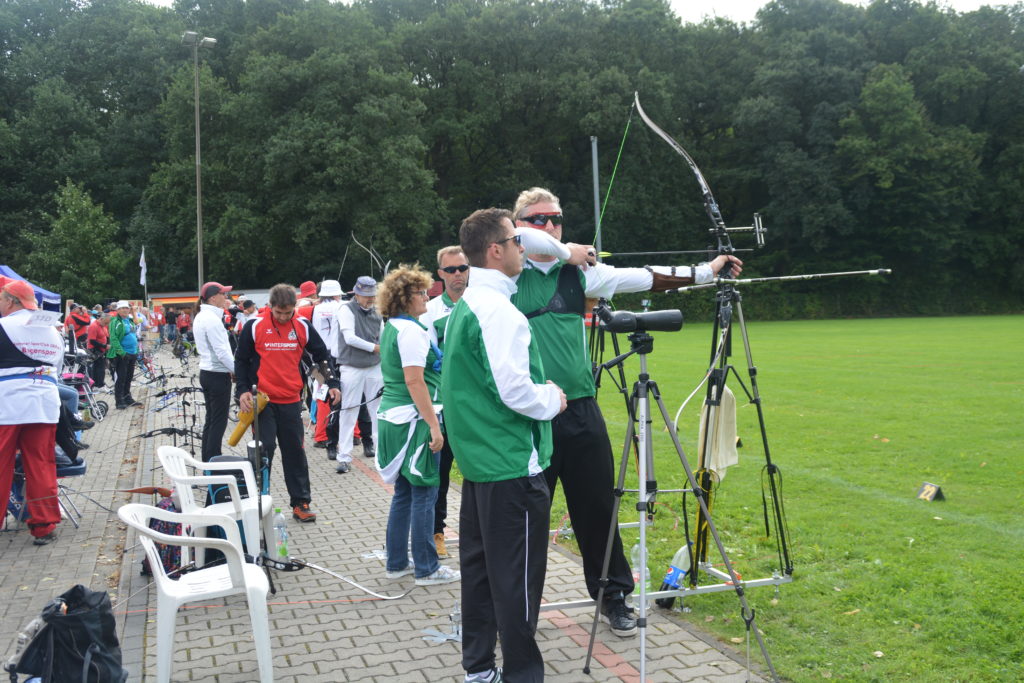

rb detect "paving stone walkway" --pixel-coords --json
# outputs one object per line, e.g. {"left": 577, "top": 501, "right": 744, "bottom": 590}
{"left": 2, "top": 346, "right": 769, "bottom": 682}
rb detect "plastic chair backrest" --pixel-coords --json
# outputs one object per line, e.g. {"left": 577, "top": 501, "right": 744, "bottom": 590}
{"left": 157, "top": 445, "right": 257, "bottom": 514}
{"left": 118, "top": 503, "right": 246, "bottom": 586}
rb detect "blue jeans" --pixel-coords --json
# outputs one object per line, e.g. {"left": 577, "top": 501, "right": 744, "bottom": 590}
{"left": 57, "top": 383, "right": 80, "bottom": 415}
{"left": 386, "top": 474, "right": 440, "bottom": 578}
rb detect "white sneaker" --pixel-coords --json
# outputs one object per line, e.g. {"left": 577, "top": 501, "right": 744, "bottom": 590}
{"left": 385, "top": 566, "right": 414, "bottom": 580}
{"left": 465, "top": 669, "right": 502, "bottom": 683}
{"left": 415, "top": 564, "right": 461, "bottom": 586}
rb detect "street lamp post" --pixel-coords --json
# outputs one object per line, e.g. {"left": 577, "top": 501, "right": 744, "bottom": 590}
{"left": 181, "top": 31, "right": 217, "bottom": 290}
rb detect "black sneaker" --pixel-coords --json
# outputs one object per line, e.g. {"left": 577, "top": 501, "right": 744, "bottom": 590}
{"left": 33, "top": 530, "right": 58, "bottom": 546}
{"left": 362, "top": 443, "right": 375, "bottom": 459}
{"left": 600, "top": 596, "right": 638, "bottom": 637}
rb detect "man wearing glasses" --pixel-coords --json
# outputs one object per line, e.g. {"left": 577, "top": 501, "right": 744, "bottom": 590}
{"left": 512, "top": 186, "right": 743, "bottom": 637}
{"left": 442, "top": 209, "right": 567, "bottom": 683}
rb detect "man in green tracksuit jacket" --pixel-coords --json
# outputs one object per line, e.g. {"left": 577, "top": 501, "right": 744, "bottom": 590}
{"left": 441, "top": 208, "right": 567, "bottom": 683}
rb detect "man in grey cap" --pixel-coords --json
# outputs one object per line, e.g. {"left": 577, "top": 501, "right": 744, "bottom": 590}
{"left": 331, "top": 276, "right": 383, "bottom": 473}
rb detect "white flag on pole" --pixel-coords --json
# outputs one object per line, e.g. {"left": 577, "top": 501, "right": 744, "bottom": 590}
{"left": 139, "top": 247, "right": 147, "bottom": 286}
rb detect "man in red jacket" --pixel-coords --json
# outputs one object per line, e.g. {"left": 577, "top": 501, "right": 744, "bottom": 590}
{"left": 235, "top": 283, "right": 340, "bottom": 522}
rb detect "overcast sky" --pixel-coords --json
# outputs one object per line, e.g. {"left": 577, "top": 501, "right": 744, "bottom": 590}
{"left": 143, "top": 0, "right": 1000, "bottom": 23}
{"left": 670, "top": 0, "right": 1000, "bottom": 24}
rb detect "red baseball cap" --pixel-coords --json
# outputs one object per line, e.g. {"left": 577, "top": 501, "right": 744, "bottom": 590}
{"left": 2, "top": 280, "right": 38, "bottom": 310}
{"left": 201, "top": 281, "right": 233, "bottom": 301}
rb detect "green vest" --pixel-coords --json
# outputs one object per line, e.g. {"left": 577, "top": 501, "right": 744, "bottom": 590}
{"left": 512, "top": 263, "right": 595, "bottom": 401}
{"left": 379, "top": 316, "right": 441, "bottom": 411}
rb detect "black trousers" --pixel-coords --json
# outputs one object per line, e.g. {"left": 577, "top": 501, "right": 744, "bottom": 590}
{"left": 113, "top": 354, "right": 136, "bottom": 405}
{"left": 433, "top": 432, "right": 455, "bottom": 534}
{"left": 546, "top": 396, "right": 634, "bottom": 601}
{"left": 257, "top": 401, "right": 311, "bottom": 507}
{"left": 199, "top": 370, "right": 232, "bottom": 463}
{"left": 358, "top": 400, "right": 372, "bottom": 444}
{"left": 460, "top": 474, "right": 549, "bottom": 682}
{"left": 91, "top": 356, "right": 106, "bottom": 388}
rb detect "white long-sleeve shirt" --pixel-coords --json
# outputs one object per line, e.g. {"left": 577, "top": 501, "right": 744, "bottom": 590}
{"left": 194, "top": 303, "right": 234, "bottom": 373}
{"left": 336, "top": 303, "right": 384, "bottom": 354}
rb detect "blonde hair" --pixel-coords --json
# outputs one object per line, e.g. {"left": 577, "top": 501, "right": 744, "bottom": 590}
{"left": 378, "top": 264, "right": 433, "bottom": 319}
{"left": 513, "top": 187, "right": 560, "bottom": 219}
{"left": 435, "top": 245, "right": 464, "bottom": 267}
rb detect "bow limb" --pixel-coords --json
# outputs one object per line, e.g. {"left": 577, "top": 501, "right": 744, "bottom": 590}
{"left": 633, "top": 92, "right": 729, "bottom": 241}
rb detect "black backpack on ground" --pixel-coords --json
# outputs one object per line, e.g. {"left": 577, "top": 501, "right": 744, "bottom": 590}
{"left": 9, "top": 584, "right": 128, "bottom": 683}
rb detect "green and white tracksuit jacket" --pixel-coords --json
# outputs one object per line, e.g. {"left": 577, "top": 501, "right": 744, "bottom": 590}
{"left": 375, "top": 315, "right": 442, "bottom": 487}
{"left": 440, "top": 267, "right": 562, "bottom": 483}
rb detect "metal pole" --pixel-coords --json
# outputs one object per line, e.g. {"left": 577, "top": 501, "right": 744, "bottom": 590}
{"left": 590, "top": 136, "right": 602, "bottom": 261}
{"left": 193, "top": 43, "right": 204, "bottom": 290}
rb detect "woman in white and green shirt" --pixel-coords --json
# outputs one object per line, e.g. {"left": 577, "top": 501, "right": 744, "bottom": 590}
{"left": 376, "top": 265, "right": 459, "bottom": 587}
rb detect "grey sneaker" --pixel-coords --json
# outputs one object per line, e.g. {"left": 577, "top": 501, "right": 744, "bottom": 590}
{"left": 385, "top": 566, "right": 415, "bottom": 580}
{"left": 465, "top": 668, "right": 502, "bottom": 683}
{"left": 415, "top": 564, "right": 461, "bottom": 586}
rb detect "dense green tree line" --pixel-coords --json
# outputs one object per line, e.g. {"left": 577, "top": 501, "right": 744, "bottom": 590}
{"left": 1, "top": 0, "right": 1022, "bottom": 316}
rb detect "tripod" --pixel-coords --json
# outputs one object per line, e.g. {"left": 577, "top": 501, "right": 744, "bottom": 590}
{"left": 693, "top": 283, "right": 792, "bottom": 580}
{"left": 583, "top": 328, "right": 780, "bottom": 682}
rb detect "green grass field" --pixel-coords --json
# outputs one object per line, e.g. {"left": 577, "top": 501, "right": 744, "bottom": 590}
{"left": 555, "top": 315, "right": 1024, "bottom": 682}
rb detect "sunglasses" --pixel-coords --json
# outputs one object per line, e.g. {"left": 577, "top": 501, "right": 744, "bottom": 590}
{"left": 495, "top": 234, "right": 522, "bottom": 247}
{"left": 520, "top": 213, "right": 563, "bottom": 227}
{"left": 440, "top": 264, "right": 469, "bottom": 274}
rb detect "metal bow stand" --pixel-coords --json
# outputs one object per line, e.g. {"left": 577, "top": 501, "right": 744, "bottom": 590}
{"left": 581, "top": 325, "right": 781, "bottom": 681}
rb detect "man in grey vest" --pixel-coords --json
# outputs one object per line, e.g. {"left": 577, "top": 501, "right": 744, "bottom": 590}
{"left": 333, "top": 276, "right": 383, "bottom": 473}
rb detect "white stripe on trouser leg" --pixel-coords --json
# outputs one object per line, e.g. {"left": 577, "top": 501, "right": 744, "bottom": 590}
{"left": 524, "top": 510, "right": 530, "bottom": 621}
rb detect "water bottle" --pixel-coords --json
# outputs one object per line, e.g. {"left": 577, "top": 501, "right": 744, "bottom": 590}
{"left": 272, "top": 508, "right": 289, "bottom": 559}
{"left": 630, "top": 543, "right": 651, "bottom": 591}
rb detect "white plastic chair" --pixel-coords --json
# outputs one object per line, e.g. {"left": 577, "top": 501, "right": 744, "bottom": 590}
{"left": 118, "top": 502, "right": 273, "bottom": 683}
{"left": 156, "top": 445, "right": 274, "bottom": 564}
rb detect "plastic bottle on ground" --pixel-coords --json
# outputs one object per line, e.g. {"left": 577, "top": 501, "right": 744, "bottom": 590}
{"left": 272, "top": 508, "right": 289, "bottom": 559}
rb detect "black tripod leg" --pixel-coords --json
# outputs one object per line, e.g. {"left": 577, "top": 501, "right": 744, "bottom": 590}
{"left": 734, "top": 300, "right": 793, "bottom": 575}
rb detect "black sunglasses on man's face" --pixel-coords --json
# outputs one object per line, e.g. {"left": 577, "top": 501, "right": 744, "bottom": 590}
{"left": 440, "top": 265, "right": 469, "bottom": 274}
{"left": 495, "top": 234, "right": 522, "bottom": 247}
{"left": 519, "top": 213, "right": 563, "bottom": 227}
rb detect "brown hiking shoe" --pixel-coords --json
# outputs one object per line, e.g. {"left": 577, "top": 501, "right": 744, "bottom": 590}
{"left": 292, "top": 503, "right": 317, "bottom": 523}
{"left": 434, "top": 532, "right": 448, "bottom": 558}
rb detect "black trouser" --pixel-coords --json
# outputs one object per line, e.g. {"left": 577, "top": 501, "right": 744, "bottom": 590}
{"left": 257, "top": 400, "right": 311, "bottom": 507}
{"left": 358, "top": 400, "right": 372, "bottom": 445}
{"left": 113, "top": 353, "right": 136, "bottom": 405}
{"left": 460, "top": 475, "right": 549, "bottom": 682}
{"left": 55, "top": 406, "right": 79, "bottom": 459}
{"left": 90, "top": 353, "right": 106, "bottom": 388}
{"left": 546, "top": 396, "right": 635, "bottom": 601}
{"left": 433, "top": 433, "right": 455, "bottom": 535}
{"left": 199, "top": 370, "right": 232, "bottom": 463}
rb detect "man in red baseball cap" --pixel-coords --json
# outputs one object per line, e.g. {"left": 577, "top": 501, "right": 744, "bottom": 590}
{"left": 201, "top": 281, "right": 233, "bottom": 301}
